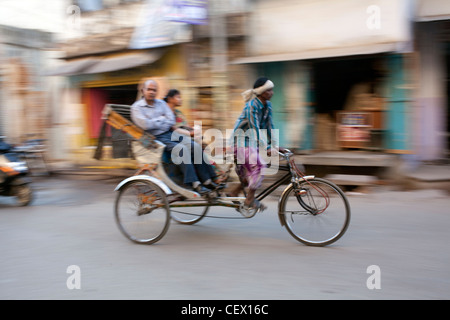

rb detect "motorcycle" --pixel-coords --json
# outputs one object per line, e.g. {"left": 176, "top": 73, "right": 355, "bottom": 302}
{"left": 0, "top": 138, "right": 33, "bottom": 206}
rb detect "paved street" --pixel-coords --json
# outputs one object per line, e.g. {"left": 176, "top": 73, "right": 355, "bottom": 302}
{"left": 0, "top": 175, "right": 449, "bottom": 300}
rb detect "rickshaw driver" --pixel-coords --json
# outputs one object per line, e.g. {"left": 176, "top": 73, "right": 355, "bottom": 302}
{"left": 131, "top": 79, "right": 217, "bottom": 194}
{"left": 229, "top": 77, "right": 287, "bottom": 211}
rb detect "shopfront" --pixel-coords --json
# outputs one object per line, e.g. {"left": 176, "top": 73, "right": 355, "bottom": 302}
{"left": 415, "top": 0, "right": 450, "bottom": 160}
{"left": 311, "top": 54, "right": 387, "bottom": 151}
{"left": 53, "top": 45, "right": 190, "bottom": 149}
{"left": 233, "top": 0, "right": 414, "bottom": 154}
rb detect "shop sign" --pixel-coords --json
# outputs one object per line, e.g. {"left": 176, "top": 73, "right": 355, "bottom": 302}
{"left": 337, "top": 112, "right": 372, "bottom": 142}
{"left": 164, "top": 0, "right": 208, "bottom": 25}
{"left": 130, "top": 0, "right": 193, "bottom": 49}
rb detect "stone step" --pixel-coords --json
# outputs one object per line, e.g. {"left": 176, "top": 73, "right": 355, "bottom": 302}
{"left": 324, "top": 174, "right": 380, "bottom": 186}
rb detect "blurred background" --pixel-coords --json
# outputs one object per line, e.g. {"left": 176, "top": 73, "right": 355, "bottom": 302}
{"left": 0, "top": 0, "right": 449, "bottom": 180}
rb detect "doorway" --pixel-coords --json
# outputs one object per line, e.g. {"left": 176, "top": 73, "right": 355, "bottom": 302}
{"left": 311, "top": 55, "right": 385, "bottom": 150}
{"left": 83, "top": 84, "right": 138, "bottom": 143}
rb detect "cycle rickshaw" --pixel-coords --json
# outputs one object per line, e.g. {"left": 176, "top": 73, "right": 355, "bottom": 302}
{"left": 98, "top": 104, "right": 350, "bottom": 247}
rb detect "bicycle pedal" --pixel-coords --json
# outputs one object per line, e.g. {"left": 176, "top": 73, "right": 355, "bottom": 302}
{"left": 204, "top": 189, "right": 221, "bottom": 199}
{"left": 215, "top": 183, "right": 226, "bottom": 190}
{"left": 237, "top": 203, "right": 258, "bottom": 218}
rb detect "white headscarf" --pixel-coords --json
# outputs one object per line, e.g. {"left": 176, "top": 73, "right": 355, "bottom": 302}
{"left": 241, "top": 80, "right": 274, "bottom": 102}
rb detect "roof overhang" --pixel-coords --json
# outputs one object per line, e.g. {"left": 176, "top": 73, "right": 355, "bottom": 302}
{"left": 231, "top": 42, "right": 409, "bottom": 64}
{"left": 45, "top": 50, "right": 164, "bottom": 76}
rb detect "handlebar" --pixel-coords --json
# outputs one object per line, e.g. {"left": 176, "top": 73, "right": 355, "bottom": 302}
{"left": 277, "top": 148, "right": 293, "bottom": 158}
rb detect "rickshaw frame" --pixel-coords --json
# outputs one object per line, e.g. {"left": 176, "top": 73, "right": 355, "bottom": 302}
{"left": 98, "top": 104, "right": 350, "bottom": 246}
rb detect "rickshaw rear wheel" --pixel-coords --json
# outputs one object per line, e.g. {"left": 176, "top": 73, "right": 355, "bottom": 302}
{"left": 115, "top": 180, "right": 170, "bottom": 244}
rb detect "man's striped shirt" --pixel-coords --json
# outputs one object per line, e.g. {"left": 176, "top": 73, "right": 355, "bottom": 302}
{"left": 231, "top": 97, "right": 276, "bottom": 149}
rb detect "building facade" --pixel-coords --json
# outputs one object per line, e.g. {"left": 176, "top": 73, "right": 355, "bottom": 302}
{"left": 233, "top": 0, "right": 449, "bottom": 163}
{"left": 42, "top": 0, "right": 450, "bottom": 165}
{"left": 0, "top": 25, "right": 54, "bottom": 144}
{"left": 234, "top": 0, "right": 414, "bottom": 154}
{"left": 414, "top": 0, "right": 450, "bottom": 161}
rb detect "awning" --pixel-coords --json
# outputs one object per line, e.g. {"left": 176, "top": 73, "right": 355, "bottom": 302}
{"left": 231, "top": 42, "right": 410, "bottom": 65}
{"left": 45, "top": 50, "right": 163, "bottom": 76}
{"left": 82, "top": 51, "right": 163, "bottom": 74}
{"left": 44, "top": 58, "right": 99, "bottom": 76}
{"left": 416, "top": 0, "right": 450, "bottom": 21}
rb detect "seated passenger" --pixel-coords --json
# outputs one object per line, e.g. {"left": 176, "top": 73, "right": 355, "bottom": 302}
{"left": 131, "top": 79, "right": 217, "bottom": 193}
{"left": 165, "top": 88, "right": 226, "bottom": 185}
{"left": 164, "top": 89, "right": 194, "bottom": 137}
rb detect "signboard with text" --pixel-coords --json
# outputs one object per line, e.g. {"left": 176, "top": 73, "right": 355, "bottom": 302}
{"left": 337, "top": 112, "right": 373, "bottom": 148}
{"left": 164, "top": 0, "right": 208, "bottom": 25}
{"left": 129, "top": 0, "right": 196, "bottom": 49}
